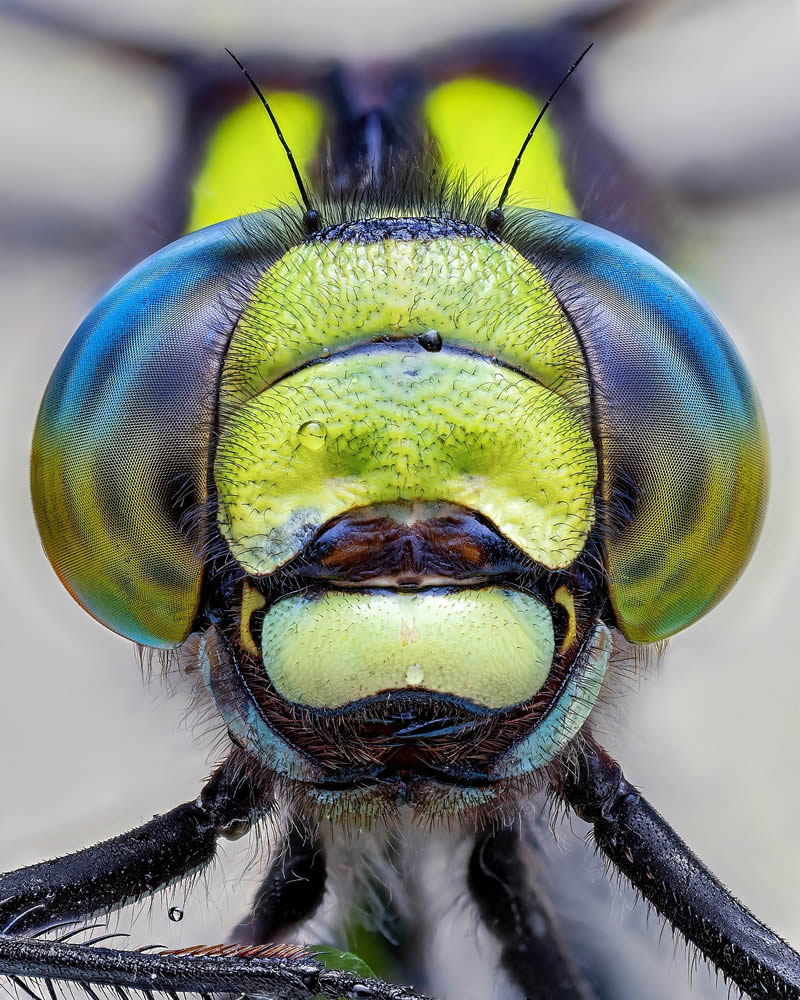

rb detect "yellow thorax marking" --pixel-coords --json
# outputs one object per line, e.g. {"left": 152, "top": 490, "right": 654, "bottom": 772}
{"left": 425, "top": 78, "right": 576, "bottom": 216}
{"left": 187, "top": 90, "right": 323, "bottom": 232}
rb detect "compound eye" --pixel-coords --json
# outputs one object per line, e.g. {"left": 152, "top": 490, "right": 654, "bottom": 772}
{"left": 30, "top": 218, "right": 266, "bottom": 647}
{"left": 519, "top": 214, "right": 768, "bottom": 642}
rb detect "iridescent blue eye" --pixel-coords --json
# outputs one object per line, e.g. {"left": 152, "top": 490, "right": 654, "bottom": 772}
{"left": 516, "top": 214, "right": 768, "bottom": 643}
{"left": 30, "top": 220, "right": 268, "bottom": 646}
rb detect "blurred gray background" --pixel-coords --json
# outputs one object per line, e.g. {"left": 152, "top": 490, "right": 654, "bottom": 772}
{"left": 0, "top": 0, "right": 799, "bottom": 995}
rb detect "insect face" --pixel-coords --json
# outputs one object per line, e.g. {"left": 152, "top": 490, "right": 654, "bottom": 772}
{"left": 30, "top": 192, "right": 767, "bottom": 821}
{"left": 206, "top": 223, "right": 604, "bottom": 813}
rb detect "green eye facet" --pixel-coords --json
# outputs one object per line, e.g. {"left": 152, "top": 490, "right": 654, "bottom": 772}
{"left": 30, "top": 218, "right": 270, "bottom": 646}
{"left": 510, "top": 211, "right": 768, "bottom": 642}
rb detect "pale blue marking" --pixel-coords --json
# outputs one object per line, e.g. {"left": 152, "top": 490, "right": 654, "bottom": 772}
{"left": 491, "top": 623, "right": 612, "bottom": 778}
{"left": 198, "top": 630, "right": 316, "bottom": 780}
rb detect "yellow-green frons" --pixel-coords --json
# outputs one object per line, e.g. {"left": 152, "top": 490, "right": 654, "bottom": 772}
{"left": 218, "top": 237, "right": 589, "bottom": 423}
{"left": 215, "top": 348, "right": 596, "bottom": 574}
{"left": 260, "top": 587, "right": 555, "bottom": 709}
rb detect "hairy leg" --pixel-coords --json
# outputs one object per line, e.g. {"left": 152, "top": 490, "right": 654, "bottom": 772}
{"left": 0, "top": 756, "right": 259, "bottom": 936}
{"left": 468, "top": 821, "right": 597, "bottom": 999}
{"left": 0, "top": 760, "right": 429, "bottom": 1000}
{"left": 233, "top": 819, "right": 327, "bottom": 944}
{"left": 558, "top": 738, "right": 800, "bottom": 1000}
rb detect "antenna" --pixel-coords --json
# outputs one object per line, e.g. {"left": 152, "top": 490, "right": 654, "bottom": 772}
{"left": 225, "top": 48, "right": 320, "bottom": 230}
{"left": 486, "top": 42, "right": 593, "bottom": 234}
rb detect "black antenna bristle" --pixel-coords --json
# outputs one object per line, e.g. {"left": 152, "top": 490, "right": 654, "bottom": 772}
{"left": 487, "top": 42, "right": 594, "bottom": 230}
{"left": 225, "top": 47, "right": 318, "bottom": 224}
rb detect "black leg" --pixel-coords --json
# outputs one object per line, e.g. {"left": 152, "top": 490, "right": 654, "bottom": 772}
{"left": 0, "top": 760, "right": 431, "bottom": 1000}
{"left": 0, "top": 755, "right": 259, "bottom": 936}
{"left": 0, "top": 934, "right": 433, "bottom": 999}
{"left": 233, "top": 819, "right": 327, "bottom": 944}
{"left": 558, "top": 738, "right": 800, "bottom": 1000}
{"left": 468, "top": 822, "right": 597, "bottom": 1000}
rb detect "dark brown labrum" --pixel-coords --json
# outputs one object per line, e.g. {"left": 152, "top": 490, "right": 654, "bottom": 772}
{"left": 289, "top": 502, "right": 535, "bottom": 585}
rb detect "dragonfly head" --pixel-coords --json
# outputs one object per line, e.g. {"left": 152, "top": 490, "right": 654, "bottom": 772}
{"left": 200, "top": 216, "right": 609, "bottom": 816}
{"left": 31, "top": 201, "right": 767, "bottom": 821}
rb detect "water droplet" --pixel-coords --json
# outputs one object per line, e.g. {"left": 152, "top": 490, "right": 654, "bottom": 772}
{"left": 320, "top": 346, "right": 330, "bottom": 358}
{"left": 168, "top": 906, "right": 184, "bottom": 922}
{"left": 298, "top": 421, "right": 326, "bottom": 450}
{"left": 405, "top": 663, "right": 424, "bottom": 686}
{"left": 418, "top": 329, "right": 442, "bottom": 352}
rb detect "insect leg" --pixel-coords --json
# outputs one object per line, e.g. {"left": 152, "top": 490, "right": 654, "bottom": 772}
{"left": 467, "top": 821, "right": 597, "bottom": 999}
{"left": 232, "top": 818, "right": 327, "bottom": 944}
{"left": 0, "top": 769, "right": 433, "bottom": 998}
{"left": 559, "top": 738, "right": 800, "bottom": 1000}
{"left": 0, "top": 754, "right": 262, "bottom": 936}
{"left": 0, "top": 934, "right": 434, "bottom": 1000}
